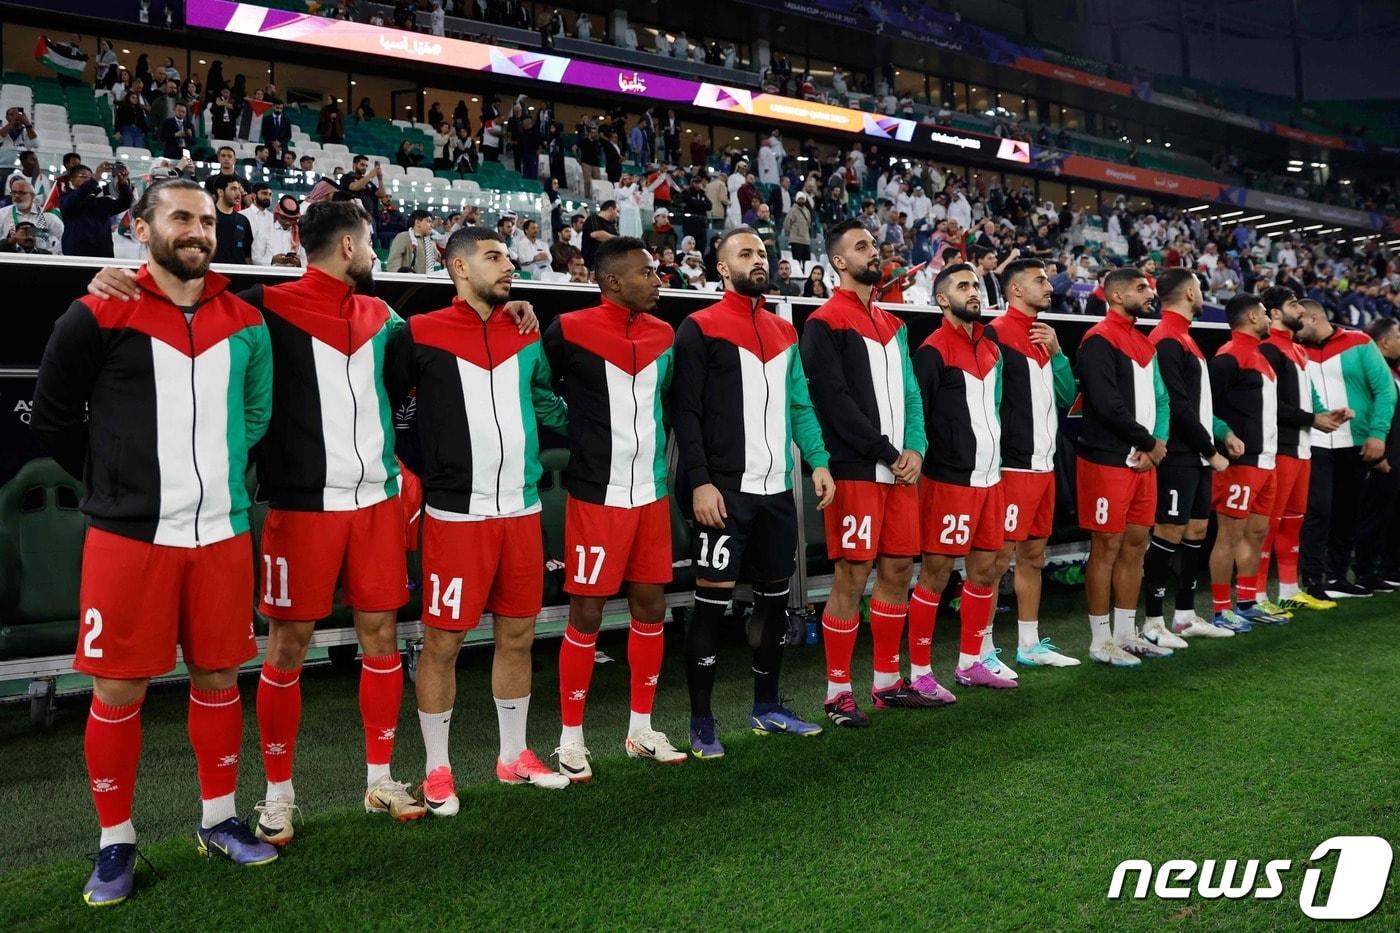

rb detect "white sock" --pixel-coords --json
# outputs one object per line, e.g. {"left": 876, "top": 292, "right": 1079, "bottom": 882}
{"left": 956, "top": 652, "right": 979, "bottom": 670}
{"left": 1278, "top": 581, "right": 1300, "bottom": 599}
{"left": 1112, "top": 608, "right": 1136, "bottom": 643}
{"left": 627, "top": 711, "right": 652, "bottom": 735}
{"left": 100, "top": 819, "right": 136, "bottom": 848}
{"left": 1173, "top": 608, "right": 1198, "bottom": 624}
{"left": 1017, "top": 620, "right": 1039, "bottom": 649}
{"left": 872, "top": 671, "right": 901, "bottom": 689}
{"left": 1089, "top": 613, "right": 1111, "bottom": 645}
{"left": 1144, "top": 615, "right": 1163, "bottom": 628}
{"left": 418, "top": 708, "right": 452, "bottom": 773}
{"left": 495, "top": 695, "right": 529, "bottom": 763}
{"left": 559, "top": 723, "right": 585, "bottom": 747}
{"left": 909, "top": 663, "right": 932, "bottom": 678}
{"left": 200, "top": 792, "right": 236, "bottom": 829}
{"left": 979, "top": 625, "right": 995, "bottom": 658}
{"left": 366, "top": 763, "right": 392, "bottom": 787}
{"left": 825, "top": 679, "right": 851, "bottom": 701}
{"left": 265, "top": 779, "right": 294, "bottom": 803}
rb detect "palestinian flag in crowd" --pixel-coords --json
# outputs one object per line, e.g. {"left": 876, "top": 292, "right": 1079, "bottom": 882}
{"left": 34, "top": 35, "right": 88, "bottom": 79}
{"left": 236, "top": 98, "right": 275, "bottom": 141}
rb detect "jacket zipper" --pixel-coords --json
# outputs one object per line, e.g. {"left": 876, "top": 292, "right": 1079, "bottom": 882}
{"left": 626, "top": 314, "right": 640, "bottom": 507}
{"left": 185, "top": 314, "right": 206, "bottom": 545}
{"left": 483, "top": 317, "right": 505, "bottom": 513}
{"left": 972, "top": 329, "right": 998, "bottom": 486}
{"left": 868, "top": 299, "right": 897, "bottom": 462}
{"left": 344, "top": 313, "right": 366, "bottom": 507}
{"left": 753, "top": 309, "right": 776, "bottom": 492}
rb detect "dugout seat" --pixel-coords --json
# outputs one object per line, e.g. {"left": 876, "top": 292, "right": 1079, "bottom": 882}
{"left": 0, "top": 459, "right": 86, "bottom": 660}
{"left": 539, "top": 447, "right": 570, "bottom": 606}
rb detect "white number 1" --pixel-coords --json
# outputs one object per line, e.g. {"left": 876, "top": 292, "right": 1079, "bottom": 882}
{"left": 262, "top": 555, "right": 292, "bottom": 607}
{"left": 573, "top": 545, "right": 606, "bottom": 585}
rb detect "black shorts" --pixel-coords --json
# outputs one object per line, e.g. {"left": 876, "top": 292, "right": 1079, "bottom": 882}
{"left": 690, "top": 489, "right": 797, "bottom": 584}
{"left": 1156, "top": 462, "right": 1212, "bottom": 524}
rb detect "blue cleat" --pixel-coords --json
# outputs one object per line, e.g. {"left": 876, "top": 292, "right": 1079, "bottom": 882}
{"left": 750, "top": 704, "right": 823, "bottom": 737}
{"left": 82, "top": 843, "right": 139, "bottom": 907}
{"left": 196, "top": 817, "right": 280, "bottom": 866}
{"left": 689, "top": 715, "right": 726, "bottom": 759}
{"left": 1212, "top": 609, "right": 1254, "bottom": 633}
{"left": 1236, "top": 604, "right": 1288, "bottom": 625}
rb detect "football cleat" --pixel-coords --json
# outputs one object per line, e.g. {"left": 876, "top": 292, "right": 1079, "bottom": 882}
{"left": 1254, "top": 599, "right": 1294, "bottom": 619}
{"left": 252, "top": 795, "right": 299, "bottom": 846}
{"left": 1089, "top": 640, "right": 1141, "bottom": 668}
{"left": 82, "top": 843, "right": 139, "bottom": 907}
{"left": 196, "top": 818, "right": 279, "bottom": 865}
{"left": 689, "top": 716, "right": 726, "bottom": 759}
{"left": 1212, "top": 610, "right": 1253, "bottom": 633}
{"left": 625, "top": 729, "right": 687, "bottom": 764}
{"left": 419, "top": 766, "right": 459, "bottom": 817}
{"left": 751, "top": 704, "right": 823, "bottom": 737}
{"left": 1284, "top": 591, "right": 1337, "bottom": 611}
{"left": 1323, "top": 578, "right": 1371, "bottom": 599}
{"left": 823, "top": 691, "right": 872, "bottom": 728}
{"left": 497, "top": 750, "right": 570, "bottom": 789}
{"left": 953, "top": 661, "right": 1018, "bottom": 688}
{"left": 1172, "top": 614, "right": 1234, "bottom": 638}
{"left": 1015, "top": 638, "right": 1081, "bottom": 666}
{"left": 1356, "top": 575, "right": 1395, "bottom": 594}
{"left": 1119, "top": 632, "right": 1173, "bottom": 658}
{"left": 552, "top": 740, "right": 593, "bottom": 783}
{"left": 872, "top": 676, "right": 952, "bottom": 708}
{"left": 1236, "top": 604, "right": 1288, "bottom": 626}
{"left": 980, "top": 647, "right": 1019, "bottom": 680}
{"left": 1141, "top": 618, "right": 1189, "bottom": 650}
{"left": 364, "top": 778, "right": 428, "bottom": 821}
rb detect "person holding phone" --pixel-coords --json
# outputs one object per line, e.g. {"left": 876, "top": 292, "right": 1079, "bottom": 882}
{"left": 339, "top": 154, "right": 382, "bottom": 233}
{"left": 0, "top": 106, "right": 39, "bottom": 153}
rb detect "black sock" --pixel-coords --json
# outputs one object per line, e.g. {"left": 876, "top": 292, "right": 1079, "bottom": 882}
{"left": 685, "top": 585, "right": 730, "bottom": 720}
{"left": 750, "top": 582, "right": 790, "bottom": 709}
{"left": 1175, "top": 538, "right": 1205, "bottom": 612}
{"left": 1143, "top": 534, "right": 1178, "bottom": 618}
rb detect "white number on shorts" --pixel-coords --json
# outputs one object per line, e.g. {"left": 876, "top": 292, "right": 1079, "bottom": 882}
{"left": 840, "top": 514, "right": 872, "bottom": 550}
{"left": 1168, "top": 488, "right": 1180, "bottom": 517}
{"left": 1227, "top": 483, "right": 1251, "bottom": 511}
{"left": 428, "top": 573, "right": 462, "bottom": 621}
{"left": 697, "top": 532, "right": 731, "bottom": 570}
{"left": 572, "top": 545, "right": 606, "bottom": 585}
{"left": 1094, "top": 497, "right": 1110, "bottom": 526}
{"left": 939, "top": 514, "right": 971, "bottom": 546}
{"left": 262, "top": 555, "right": 292, "bottom": 608}
{"left": 81, "top": 608, "right": 104, "bottom": 658}
{"left": 1004, "top": 503, "right": 1020, "bottom": 533}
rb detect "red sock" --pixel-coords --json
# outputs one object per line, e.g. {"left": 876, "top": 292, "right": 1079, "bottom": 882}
{"left": 868, "top": 598, "right": 906, "bottom": 677}
{"left": 821, "top": 612, "right": 859, "bottom": 685}
{"left": 1212, "top": 582, "right": 1232, "bottom": 614}
{"left": 256, "top": 662, "right": 301, "bottom": 783}
{"left": 86, "top": 697, "right": 142, "bottom": 829}
{"left": 627, "top": 619, "right": 665, "bottom": 715}
{"left": 360, "top": 653, "right": 403, "bottom": 768}
{"left": 1236, "top": 577, "right": 1258, "bottom": 605}
{"left": 188, "top": 686, "right": 243, "bottom": 802}
{"left": 1277, "top": 513, "right": 1304, "bottom": 585}
{"left": 907, "top": 586, "right": 939, "bottom": 669}
{"left": 558, "top": 624, "right": 597, "bottom": 728}
{"left": 958, "top": 582, "right": 995, "bottom": 657}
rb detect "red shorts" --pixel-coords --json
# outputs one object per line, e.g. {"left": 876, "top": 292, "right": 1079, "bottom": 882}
{"left": 1271, "top": 455, "right": 1311, "bottom": 519}
{"left": 1213, "top": 465, "right": 1276, "bottom": 519}
{"left": 823, "top": 480, "right": 919, "bottom": 561}
{"left": 421, "top": 512, "right": 543, "bottom": 631}
{"left": 999, "top": 470, "right": 1056, "bottom": 542}
{"left": 1077, "top": 459, "right": 1156, "bottom": 533}
{"left": 258, "top": 497, "right": 408, "bottom": 621}
{"left": 919, "top": 478, "right": 1005, "bottom": 556}
{"left": 76, "top": 527, "right": 256, "bottom": 679}
{"left": 563, "top": 496, "right": 672, "bottom": 597}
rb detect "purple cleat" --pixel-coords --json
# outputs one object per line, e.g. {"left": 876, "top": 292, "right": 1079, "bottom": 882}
{"left": 82, "top": 843, "right": 139, "bottom": 907}
{"left": 908, "top": 672, "right": 958, "bottom": 705}
{"left": 196, "top": 817, "right": 280, "bottom": 866}
{"left": 689, "top": 715, "right": 726, "bottom": 759}
{"left": 954, "top": 661, "right": 1019, "bottom": 689}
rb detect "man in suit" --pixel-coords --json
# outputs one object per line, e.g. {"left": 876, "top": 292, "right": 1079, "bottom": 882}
{"left": 159, "top": 102, "right": 196, "bottom": 160}
{"left": 260, "top": 101, "right": 292, "bottom": 160}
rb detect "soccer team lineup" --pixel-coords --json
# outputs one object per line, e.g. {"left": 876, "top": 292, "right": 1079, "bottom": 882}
{"left": 25, "top": 182, "right": 1395, "bottom": 908}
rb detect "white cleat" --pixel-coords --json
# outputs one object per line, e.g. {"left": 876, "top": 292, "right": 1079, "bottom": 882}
{"left": 624, "top": 729, "right": 687, "bottom": 764}
{"left": 252, "top": 795, "right": 299, "bottom": 846}
{"left": 1090, "top": 640, "right": 1141, "bottom": 668}
{"left": 1015, "top": 638, "right": 1081, "bottom": 667}
{"left": 1142, "top": 617, "right": 1189, "bottom": 650}
{"left": 1172, "top": 613, "right": 1234, "bottom": 638}
{"left": 552, "top": 741, "right": 593, "bottom": 783}
{"left": 981, "top": 647, "right": 1019, "bottom": 680}
{"left": 1119, "top": 632, "right": 1173, "bottom": 659}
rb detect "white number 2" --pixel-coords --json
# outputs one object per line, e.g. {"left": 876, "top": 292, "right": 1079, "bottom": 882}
{"left": 939, "top": 514, "right": 970, "bottom": 546}
{"left": 82, "top": 608, "right": 104, "bottom": 658}
{"left": 262, "top": 555, "right": 292, "bottom": 608}
{"left": 1226, "top": 483, "right": 1251, "bottom": 511}
{"left": 428, "top": 573, "right": 463, "bottom": 620}
{"left": 1094, "top": 497, "right": 1110, "bottom": 526}
{"left": 841, "top": 514, "right": 872, "bottom": 550}
{"left": 573, "top": 545, "right": 606, "bottom": 585}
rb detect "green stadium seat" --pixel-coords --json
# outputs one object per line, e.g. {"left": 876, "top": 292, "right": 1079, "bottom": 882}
{"left": 0, "top": 459, "right": 86, "bottom": 660}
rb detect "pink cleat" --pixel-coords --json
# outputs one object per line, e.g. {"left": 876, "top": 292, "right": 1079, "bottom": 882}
{"left": 954, "top": 661, "right": 1018, "bottom": 689}
{"left": 496, "top": 749, "right": 570, "bottom": 789}
{"left": 908, "top": 672, "right": 958, "bottom": 705}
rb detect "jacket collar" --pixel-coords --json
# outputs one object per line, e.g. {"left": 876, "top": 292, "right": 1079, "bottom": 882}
{"left": 451, "top": 296, "right": 503, "bottom": 323}
{"left": 1157, "top": 309, "right": 1195, "bottom": 334}
{"left": 297, "top": 265, "right": 355, "bottom": 305}
{"left": 1003, "top": 304, "right": 1038, "bottom": 330}
{"left": 940, "top": 317, "right": 985, "bottom": 344}
{"left": 716, "top": 289, "right": 766, "bottom": 315}
{"left": 134, "top": 264, "right": 230, "bottom": 305}
{"left": 832, "top": 286, "right": 877, "bottom": 314}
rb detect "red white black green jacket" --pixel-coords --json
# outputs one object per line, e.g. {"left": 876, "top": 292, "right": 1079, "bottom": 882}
{"left": 673, "top": 291, "right": 829, "bottom": 495}
{"left": 542, "top": 299, "right": 673, "bottom": 509}
{"left": 1075, "top": 311, "right": 1169, "bottom": 468}
{"left": 241, "top": 267, "right": 403, "bottom": 511}
{"left": 385, "top": 299, "right": 568, "bottom": 517}
{"left": 1305, "top": 326, "right": 1396, "bottom": 451}
{"left": 1149, "top": 310, "right": 1225, "bottom": 467}
{"left": 914, "top": 319, "right": 1002, "bottom": 488}
{"left": 988, "top": 305, "right": 1075, "bottom": 473}
{"left": 799, "top": 287, "right": 925, "bottom": 484}
{"left": 31, "top": 267, "right": 272, "bottom": 547}
{"left": 1260, "top": 329, "right": 1325, "bottom": 461}
{"left": 1209, "top": 332, "right": 1278, "bottom": 469}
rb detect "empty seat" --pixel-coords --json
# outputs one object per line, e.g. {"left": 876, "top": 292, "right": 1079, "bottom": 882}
{"left": 404, "top": 166, "right": 434, "bottom": 183}
{"left": 0, "top": 460, "right": 86, "bottom": 661}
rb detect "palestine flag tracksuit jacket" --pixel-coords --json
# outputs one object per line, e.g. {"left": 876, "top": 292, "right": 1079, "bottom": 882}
{"left": 988, "top": 306, "right": 1076, "bottom": 473}
{"left": 799, "top": 287, "right": 925, "bottom": 483}
{"left": 1261, "top": 330, "right": 1326, "bottom": 461}
{"left": 385, "top": 299, "right": 568, "bottom": 517}
{"left": 1209, "top": 332, "right": 1279, "bottom": 469}
{"left": 542, "top": 299, "right": 673, "bottom": 508}
{"left": 1149, "top": 310, "right": 1227, "bottom": 467}
{"left": 1305, "top": 327, "right": 1396, "bottom": 451}
{"left": 672, "top": 291, "right": 829, "bottom": 495}
{"left": 241, "top": 267, "right": 402, "bottom": 511}
{"left": 1075, "top": 311, "right": 1169, "bottom": 467}
{"left": 31, "top": 267, "right": 272, "bottom": 547}
{"left": 914, "top": 321, "right": 1002, "bottom": 488}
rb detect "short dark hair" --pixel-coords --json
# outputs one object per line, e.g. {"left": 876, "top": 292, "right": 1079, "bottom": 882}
{"left": 217, "top": 145, "right": 235, "bottom": 157}
{"left": 599, "top": 199, "right": 618, "bottom": 212}
{"left": 353, "top": 153, "right": 369, "bottom": 163}
{"left": 211, "top": 173, "right": 243, "bottom": 196}
{"left": 969, "top": 244, "right": 996, "bottom": 264}
{"left": 443, "top": 225, "right": 505, "bottom": 264}
{"left": 1259, "top": 284, "right": 1299, "bottom": 312}
{"left": 716, "top": 225, "right": 762, "bottom": 258}
{"left": 1103, "top": 266, "right": 1146, "bottom": 298}
{"left": 1224, "top": 293, "right": 1263, "bottom": 329}
{"left": 1366, "top": 316, "right": 1398, "bottom": 342}
{"left": 1155, "top": 267, "right": 1197, "bottom": 304}
{"left": 940, "top": 246, "right": 962, "bottom": 263}
{"left": 823, "top": 217, "right": 866, "bottom": 258}
{"left": 408, "top": 209, "right": 433, "bottom": 224}
{"left": 300, "top": 201, "right": 370, "bottom": 258}
{"left": 1000, "top": 257, "right": 1046, "bottom": 289}
{"left": 549, "top": 242, "right": 581, "bottom": 272}
{"left": 933, "top": 262, "right": 976, "bottom": 296}
{"left": 132, "top": 177, "right": 210, "bottom": 224}
{"left": 594, "top": 235, "right": 649, "bottom": 280}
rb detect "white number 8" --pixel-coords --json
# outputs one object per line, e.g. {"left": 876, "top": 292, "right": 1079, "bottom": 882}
{"left": 1004, "top": 503, "right": 1020, "bottom": 533}
{"left": 1094, "top": 497, "right": 1109, "bottom": 526}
